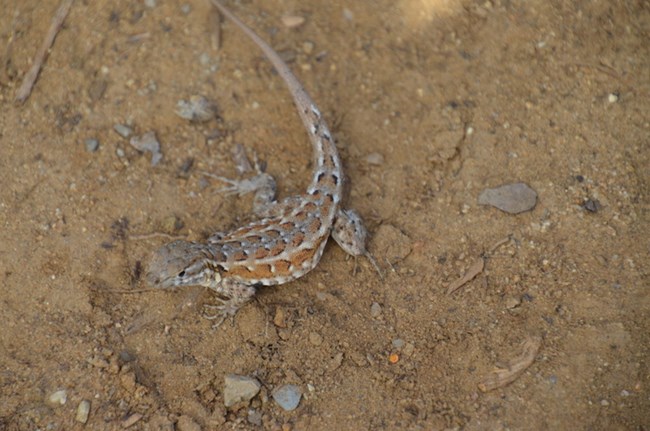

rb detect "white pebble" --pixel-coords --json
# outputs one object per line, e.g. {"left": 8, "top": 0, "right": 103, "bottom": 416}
{"left": 75, "top": 400, "right": 91, "bottom": 424}
{"left": 607, "top": 93, "right": 619, "bottom": 103}
{"left": 48, "top": 390, "right": 67, "bottom": 406}
{"left": 281, "top": 15, "right": 305, "bottom": 28}
{"left": 364, "top": 152, "right": 384, "bottom": 166}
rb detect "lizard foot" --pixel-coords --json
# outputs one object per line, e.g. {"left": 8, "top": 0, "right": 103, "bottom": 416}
{"left": 203, "top": 298, "right": 243, "bottom": 328}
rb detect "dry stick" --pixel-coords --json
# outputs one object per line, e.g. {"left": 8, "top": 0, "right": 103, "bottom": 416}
{"left": 15, "top": 0, "right": 74, "bottom": 104}
{"left": 1, "top": 11, "right": 19, "bottom": 86}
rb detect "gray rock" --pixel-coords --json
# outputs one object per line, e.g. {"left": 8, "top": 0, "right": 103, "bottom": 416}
{"left": 370, "top": 302, "right": 382, "bottom": 318}
{"left": 130, "top": 131, "right": 162, "bottom": 166}
{"left": 84, "top": 138, "right": 99, "bottom": 152}
{"left": 223, "top": 374, "right": 261, "bottom": 407}
{"left": 272, "top": 384, "right": 302, "bottom": 411}
{"left": 175, "top": 95, "right": 217, "bottom": 122}
{"left": 113, "top": 124, "right": 133, "bottom": 138}
{"left": 478, "top": 182, "right": 537, "bottom": 214}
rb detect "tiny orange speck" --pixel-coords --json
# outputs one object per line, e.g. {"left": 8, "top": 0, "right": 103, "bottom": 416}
{"left": 388, "top": 353, "right": 399, "bottom": 364}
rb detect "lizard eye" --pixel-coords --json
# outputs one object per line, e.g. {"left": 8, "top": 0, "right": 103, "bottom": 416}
{"left": 178, "top": 270, "right": 186, "bottom": 277}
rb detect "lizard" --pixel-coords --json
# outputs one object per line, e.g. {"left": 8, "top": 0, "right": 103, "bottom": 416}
{"left": 146, "top": 0, "right": 379, "bottom": 326}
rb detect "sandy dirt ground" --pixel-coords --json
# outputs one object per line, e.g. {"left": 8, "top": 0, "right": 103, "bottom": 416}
{"left": 1, "top": 0, "right": 648, "bottom": 429}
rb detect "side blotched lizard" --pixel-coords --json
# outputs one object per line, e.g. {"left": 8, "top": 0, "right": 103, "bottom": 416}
{"left": 146, "top": 0, "right": 379, "bottom": 325}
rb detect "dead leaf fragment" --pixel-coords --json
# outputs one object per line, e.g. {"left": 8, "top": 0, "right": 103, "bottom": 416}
{"left": 478, "top": 336, "right": 542, "bottom": 392}
{"left": 447, "top": 257, "right": 484, "bottom": 294}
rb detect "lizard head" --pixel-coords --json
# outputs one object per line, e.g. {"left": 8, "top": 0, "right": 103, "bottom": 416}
{"left": 146, "top": 240, "right": 222, "bottom": 289}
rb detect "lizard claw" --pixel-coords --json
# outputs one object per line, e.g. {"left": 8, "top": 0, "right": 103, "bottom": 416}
{"left": 203, "top": 298, "right": 242, "bottom": 328}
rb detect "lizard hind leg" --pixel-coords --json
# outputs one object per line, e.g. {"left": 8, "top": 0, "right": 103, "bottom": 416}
{"left": 332, "top": 208, "right": 383, "bottom": 277}
{"left": 204, "top": 150, "right": 278, "bottom": 216}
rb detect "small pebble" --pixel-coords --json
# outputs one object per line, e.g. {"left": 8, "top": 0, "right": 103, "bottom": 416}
{"left": 309, "top": 332, "right": 323, "bottom": 346}
{"left": 121, "top": 413, "right": 143, "bottom": 428}
{"left": 119, "top": 350, "right": 136, "bottom": 362}
{"left": 620, "top": 389, "right": 630, "bottom": 397}
{"left": 116, "top": 148, "right": 125, "bottom": 158}
{"left": 47, "top": 389, "right": 67, "bottom": 407}
{"left": 392, "top": 339, "right": 405, "bottom": 349}
{"left": 478, "top": 182, "right": 537, "bottom": 214}
{"left": 582, "top": 198, "right": 600, "bottom": 213}
{"left": 607, "top": 93, "right": 618, "bottom": 103}
{"left": 329, "top": 352, "right": 344, "bottom": 371}
{"left": 273, "top": 307, "right": 287, "bottom": 328}
{"left": 302, "top": 41, "right": 314, "bottom": 54}
{"left": 272, "top": 384, "right": 302, "bottom": 411}
{"left": 113, "top": 124, "right": 133, "bottom": 138}
{"left": 600, "top": 399, "right": 609, "bottom": 406}
{"left": 177, "top": 415, "right": 201, "bottom": 431}
{"left": 281, "top": 15, "right": 305, "bottom": 28}
{"left": 84, "top": 138, "right": 99, "bottom": 152}
{"left": 370, "top": 302, "right": 382, "bottom": 318}
{"left": 364, "top": 152, "right": 384, "bottom": 166}
{"left": 75, "top": 400, "right": 91, "bottom": 424}
{"left": 130, "top": 131, "right": 162, "bottom": 166}
{"left": 175, "top": 95, "right": 217, "bottom": 122}
{"left": 247, "top": 409, "right": 263, "bottom": 426}
{"left": 505, "top": 296, "right": 521, "bottom": 309}
{"left": 180, "top": 3, "right": 191, "bottom": 14}
{"left": 144, "top": 0, "right": 156, "bottom": 8}
{"left": 224, "top": 374, "right": 261, "bottom": 407}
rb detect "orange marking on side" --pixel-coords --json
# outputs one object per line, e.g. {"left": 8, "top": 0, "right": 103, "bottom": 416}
{"left": 254, "top": 247, "right": 270, "bottom": 259}
{"left": 293, "top": 211, "right": 307, "bottom": 221}
{"left": 291, "top": 232, "right": 305, "bottom": 247}
{"left": 232, "top": 251, "right": 248, "bottom": 261}
{"left": 228, "top": 263, "right": 273, "bottom": 280}
{"left": 290, "top": 236, "right": 326, "bottom": 266}
{"left": 269, "top": 242, "right": 285, "bottom": 257}
{"left": 274, "top": 260, "right": 292, "bottom": 275}
{"left": 280, "top": 221, "right": 294, "bottom": 231}
{"left": 308, "top": 218, "right": 322, "bottom": 234}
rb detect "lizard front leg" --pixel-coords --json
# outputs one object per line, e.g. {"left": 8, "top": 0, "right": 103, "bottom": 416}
{"left": 204, "top": 278, "right": 257, "bottom": 327}
{"left": 332, "top": 208, "right": 382, "bottom": 276}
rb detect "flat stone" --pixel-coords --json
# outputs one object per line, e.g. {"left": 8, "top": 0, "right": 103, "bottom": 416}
{"left": 478, "top": 182, "right": 537, "bottom": 214}
{"left": 130, "top": 131, "right": 162, "bottom": 166}
{"left": 223, "top": 374, "right": 261, "bottom": 407}
{"left": 272, "top": 384, "right": 302, "bottom": 411}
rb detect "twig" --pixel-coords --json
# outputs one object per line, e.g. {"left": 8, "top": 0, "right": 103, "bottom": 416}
{"left": 15, "top": 0, "right": 74, "bottom": 104}
{"left": 129, "top": 232, "right": 187, "bottom": 241}
{"left": 1, "top": 10, "right": 20, "bottom": 86}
